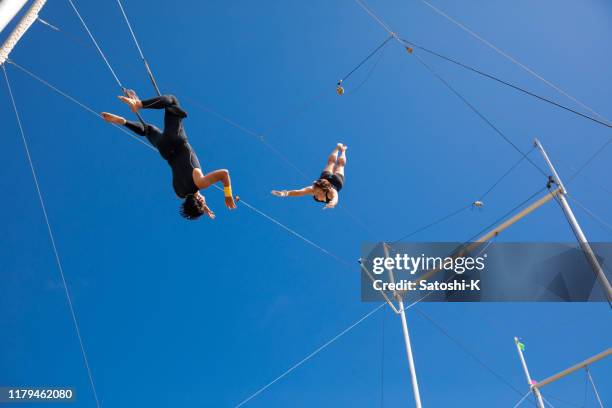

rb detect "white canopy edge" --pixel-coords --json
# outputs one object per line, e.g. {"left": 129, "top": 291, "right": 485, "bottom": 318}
{"left": 0, "top": 0, "right": 46, "bottom": 65}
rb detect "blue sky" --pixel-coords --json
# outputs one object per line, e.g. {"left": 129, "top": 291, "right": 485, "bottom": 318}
{"left": 1, "top": 0, "right": 611, "bottom": 407}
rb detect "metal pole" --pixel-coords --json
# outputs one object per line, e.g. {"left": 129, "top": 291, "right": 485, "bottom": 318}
{"left": 533, "top": 348, "right": 611, "bottom": 389}
{"left": 0, "top": 0, "right": 28, "bottom": 34}
{"left": 0, "top": 0, "right": 47, "bottom": 65}
{"left": 359, "top": 260, "right": 400, "bottom": 314}
{"left": 383, "top": 244, "right": 423, "bottom": 408}
{"left": 514, "top": 337, "right": 546, "bottom": 408}
{"left": 397, "top": 298, "right": 422, "bottom": 408}
{"left": 534, "top": 139, "right": 612, "bottom": 303}
{"left": 397, "top": 187, "right": 562, "bottom": 297}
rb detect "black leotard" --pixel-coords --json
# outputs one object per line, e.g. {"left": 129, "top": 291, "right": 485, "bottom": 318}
{"left": 124, "top": 95, "right": 201, "bottom": 198}
{"left": 313, "top": 171, "right": 344, "bottom": 203}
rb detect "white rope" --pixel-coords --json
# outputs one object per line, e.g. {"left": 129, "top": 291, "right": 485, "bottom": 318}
{"left": 36, "top": 17, "right": 60, "bottom": 31}
{"left": 12, "top": 44, "right": 527, "bottom": 408}
{"left": 10, "top": 59, "right": 352, "bottom": 270}
{"left": 19, "top": 69, "right": 375, "bottom": 408}
{"left": 239, "top": 198, "right": 351, "bottom": 265}
{"left": 352, "top": 0, "right": 395, "bottom": 36}
{"left": 3, "top": 64, "right": 101, "bottom": 408}
{"left": 234, "top": 303, "right": 386, "bottom": 408}
{"left": 182, "top": 101, "right": 375, "bottom": 240}
{"left": 185, "top": 97, "right": 311, "bottom": 180}
{"left": 511, "top": 390, "right": 532, "bottom": 408}
{"left": 210, "top": 184, "right": 351, "bottom": 267}
{"left": 8, "top": 59, "right": 154, "bottom": 151}
{"left": 10, "top": 59, "right": 390, "bottom": 408}
{"left": 419, "top": 0, "right": 611, "bottom": 126}
{"left": 569, "top": 139, "right": 612, "bottom": 189}
{"left": 567, "top": 194, "right": 612, "bottom": 235}
{"left": 398, "top": 276, "right": 450, "bottom": 312}
{"left": 586, "top": 367, "right": 604, "bottom": 408}
{"left": 351, "top": 0, "right": 547, "bottom": 178}
{"left": 114, "top": 0, "right": 161, "bottom": 97}
{"left": 35, "top": 16, "right": 376, "bottom": 235}
{"left": 114, "top": 0, "right": 145, "bottom": 60}
{"left": 184, "top": 96, "right": 377, "bottom": 235}
{"left": 354, "top": 0, "right": 610, "bottom": 128}
{"left": 542, "top": 396, "right": 557, "bottom": 408}
{"left": 66, "top": 0, "right": 123, "bottom": 88}
{"left": 184, "top": 98, "right": 375, "bottom": 235}
{"left": 11, "top": 55, "right": 498, "bottom": 408}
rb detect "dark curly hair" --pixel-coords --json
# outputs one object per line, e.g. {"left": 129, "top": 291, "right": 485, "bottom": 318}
{"left": 313, "top": 178, "right": 333, "bottom": 193}
{"left": 179, "top": 194, "right": 206, "bottom": 220}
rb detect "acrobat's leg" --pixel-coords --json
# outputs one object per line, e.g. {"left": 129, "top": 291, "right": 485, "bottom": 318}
{"left": 119, "top": 94, "right": 188, "bottom": 145}
{"left": 124, "top": 120, "right": 163, "bottom": 148}
{"left": 334, "top": 144, "right": 347, "bottom": 177}
{"left": 123, "top": 119, "right": 146, "bottom": 135}
{"left": 322, "top": 144, "right": 341, "bottom": 173}
{"left": 138, "top": 95, "right": 187, "bottom": 141}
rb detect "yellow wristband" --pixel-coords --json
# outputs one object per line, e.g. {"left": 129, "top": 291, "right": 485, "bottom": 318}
{"left": 224, "top": 186, "right": 233, "bottom": 198}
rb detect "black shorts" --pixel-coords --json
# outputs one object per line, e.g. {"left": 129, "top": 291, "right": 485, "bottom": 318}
{"left": 319, "top": 171, "right": 344, "bottom": 192}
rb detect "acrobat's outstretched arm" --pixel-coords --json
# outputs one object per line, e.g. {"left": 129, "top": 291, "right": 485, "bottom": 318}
{"left": 271, "top": 186, "right": 313, "bottom": 198}
{"left": 194, "top": 169, "right": 237, "bottom": 210}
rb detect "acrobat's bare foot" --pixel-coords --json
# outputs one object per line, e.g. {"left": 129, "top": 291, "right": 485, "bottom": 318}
{"left": 101, "top": 112, "right": 126, "bottom": 125}
{"left": 340, "top": 144, "right": 348, "bottom": 152}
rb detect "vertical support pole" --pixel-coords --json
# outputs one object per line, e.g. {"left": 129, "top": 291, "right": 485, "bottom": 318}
{"left": 534, "top": 139, "right": 612, "bottom": 303}
{"left": 514, "top": 337, "right": 546, "bottom": 408}
{"left": 383, "top": 244, "right": 423, "bottom": 408}
{"left": 397, "top": 297, "right": 422, "bottom": 408}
